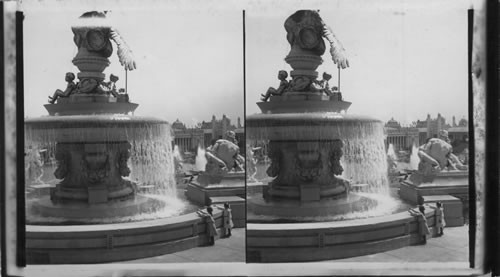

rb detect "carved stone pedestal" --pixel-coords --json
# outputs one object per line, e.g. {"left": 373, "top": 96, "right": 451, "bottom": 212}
{"left": 50, "top": 141, "right": 136, "bottom": 204}
{"left": 186, "top": 171, "right": 245, "bottom": 206}
{"left": 264, "top": 139, "right": 350, "bottom": 202}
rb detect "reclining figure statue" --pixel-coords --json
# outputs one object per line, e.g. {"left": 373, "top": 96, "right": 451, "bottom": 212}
{"left": 197, "top": 131, "right": 245, "bottom": 186}
{"left": 410, "top": 130, "right": 467, "bottom": 185}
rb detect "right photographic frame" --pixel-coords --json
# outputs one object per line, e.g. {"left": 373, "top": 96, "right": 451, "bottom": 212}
{"left": 244, "top": 1, "right": 488, "bottom": 272}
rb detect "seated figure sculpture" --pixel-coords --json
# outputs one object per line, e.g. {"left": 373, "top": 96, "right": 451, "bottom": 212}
{"left": 48, "top": 72, "right": 77, "bottom": 103}
{"left": 261, "top": 70, "right": 289, "bottom": 102}
{"left": 311, "top": 72, "right": 333, "bottom": 95}
{"left": 410, "top": 130, "right": 467, "bottom": 185}
{"left": 117, "top": 88, "right": 130, "bottom": 102}
{"left": 331, "top": 86, "right": 343, "bottom": 101}
{"left": 97, "top": 74, "right": 120, "bottom": 96}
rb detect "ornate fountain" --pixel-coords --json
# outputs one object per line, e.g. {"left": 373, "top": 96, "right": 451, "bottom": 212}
{"left": 246, "top": 10, "right": 440, "bottom": 263}
{"left": 24, "top": 12, "right": 229, "bottom": 264}
{"left": 247, "top": 10, "right": 389, "bottom": 218}
{"left": 25, "top": 11, "right": 174, "bottom": 220}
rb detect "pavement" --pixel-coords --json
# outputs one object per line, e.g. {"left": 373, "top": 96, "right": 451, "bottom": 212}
{"left": 121, "top": 228, "right": 246, "bottom": 263}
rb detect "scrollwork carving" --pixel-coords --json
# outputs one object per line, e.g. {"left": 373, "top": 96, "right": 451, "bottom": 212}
{"left": 294, "top": 150, "right": 322, "bottom": 182}
{"left": 54, "top": 145, "right": 70, "bottom": 180}
{"left": 118, "top": 144, "right": 132, "bottom": 177}
{"left": 328, "top": 140, "right": 344, "bottom": 176}
{"left": 266, "top": 141, "right": 281, "bottom": 178}
{"left": 81, "top": 153, "right": 110, "bottom": 184}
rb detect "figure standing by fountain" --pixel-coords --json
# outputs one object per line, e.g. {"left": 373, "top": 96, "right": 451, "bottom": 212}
{"left": 434, "top": 202, "right": 446, "bottom": 236}
{"left": 198, "top": 206, "right": 218, "bottom": 245}
{"left": 409, "top": 206, "right": 430, "bottom": 244}
{"left": 222, "top": 202, "right": 234, "bottom": 238}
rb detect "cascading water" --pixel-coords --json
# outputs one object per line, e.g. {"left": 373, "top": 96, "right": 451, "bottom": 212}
{"left": 24, "top": 115, "right": 192, "bottom": 224}
{"left": 247, "top": 114, "right": 390, "bottom": 195}
{"left": 341, "top": 126, "right": 390, "bottom": 195}
{"left": 25, "top": 116, "right": 177, "bottom": 195}
{"left": 195, "top": 146, "right": 207, "bottom": 171}
{"left": 173, "top": 145, "right": 183, "bottom": 163}
{"left": 409, "top": 143, "right": 420, "bottom": 170}
{"left": 387, "top": 143, "right": 397, "bottom": 161}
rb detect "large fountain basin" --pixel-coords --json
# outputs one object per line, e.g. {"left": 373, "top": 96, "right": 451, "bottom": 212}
{"left": 246, "top": 204, "right": 440, "bottom": 263}
{"left": 28, "top": 194, "right": 167, "bottom": 220}
{"left": 246, "top": 113, "right": 382, "bottom": 141}
{"left": 248, "top": 193, "right": 382, "bottom": 219}
{"left": 246, "top": 112, "right": 389, "bottom": 196}
{"left": 25, "top": 114, "right": 169, "bottom": 143}
{"left": 26, "top": 206, "right": 227, "bottom": 264}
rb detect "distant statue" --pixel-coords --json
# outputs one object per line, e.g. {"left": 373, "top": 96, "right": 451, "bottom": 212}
{"left": 205, "top": 134, "right": 245, "bottom": 174}
{"left": 246, "top": 145, "right": 260, "bottom": 182}
{"left": 410, "top": 130, "right": 467, "bottom": 185}
{"left": 418, "top": 130, "right": 467, "bottom": 172}
{"left": 261, "top": 70, "right": 289, "bottom": 101}
{"left": 387, "top": 154, "right": 398, "bottom": 177}
{"left": 284, "top": 10, "right": 349, "bottom": 69}
{"left": 173, "top": 155, "right": 183, "bottom": 175}
{"left": 48, "top": 72, "right": 77, "bottom": 103}
{"left": 25, "top": 146, "right": 44, "bottom": 184}
{"left": 205, "top": 131, "right": 245, "bottom": 175}
{"left": 224, "top": 131, "right": 239, "bottom": 146}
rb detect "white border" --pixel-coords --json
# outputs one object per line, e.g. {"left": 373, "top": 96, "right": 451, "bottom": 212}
{"left": 4, "top": 0, "right": 488, "bottom": 276}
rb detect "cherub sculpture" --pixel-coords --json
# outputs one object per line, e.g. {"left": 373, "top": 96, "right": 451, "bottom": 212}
{"left": 48, "top": 72, "right": 77, "bottom": 104}
{"left": 261, "top": 70, "right": 290, "bottom": 102}
{"left": 97, "top": 74, "right": 119, "bottom": 96}
{"left": 311, "top": 72, "right": 333, "bottom": 95}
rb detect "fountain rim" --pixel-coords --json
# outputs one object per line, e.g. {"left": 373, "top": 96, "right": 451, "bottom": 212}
{"left": 246, "top": 112, "right": 383, "bottom": 129}
{"left": 24, "top": 114, "right": 170, "bottom": 126}
{"left": 26, "top": 207, "right": 203, "bottom": 232}
{"left": 247, "top": 112, "right": 382, "bottom": 122}
{"left": 246, "top": 206, "right": 430, "bottom": 230}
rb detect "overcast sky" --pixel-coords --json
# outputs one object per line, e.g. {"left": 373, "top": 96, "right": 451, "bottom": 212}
{"left": 22, "top": 0, "right": 244, "bottom": 127}
{"left": 22, "top": 0, "right": 471, "bottom": 127}
{"left": 246, "top": 0, "right": 471, "bottom": 125}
